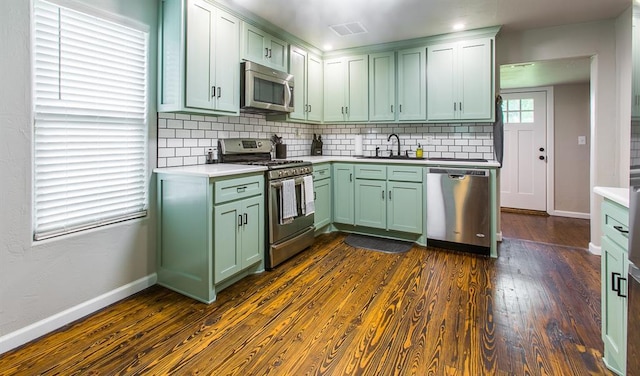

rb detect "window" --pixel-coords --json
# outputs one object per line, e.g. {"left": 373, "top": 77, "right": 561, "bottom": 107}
{"left": 502, "top": 98, "right": 534, "bottom": 124}
{"left": 33, "top": 0, "right": 148, "bottom": 240}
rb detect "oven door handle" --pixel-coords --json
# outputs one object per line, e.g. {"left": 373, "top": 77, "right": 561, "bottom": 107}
{"left": 270, "top": 176, "right": 308, "bottom": 188}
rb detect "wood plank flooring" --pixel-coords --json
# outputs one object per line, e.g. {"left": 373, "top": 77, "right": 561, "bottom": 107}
{"left": 0, "top": 215, "right": 610, "bottom": 375}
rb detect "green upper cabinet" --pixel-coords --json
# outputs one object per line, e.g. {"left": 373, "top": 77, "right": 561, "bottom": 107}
{"left": 242, "top": 23, "right": 288, "bottom": 71}
{"left": 323, "top": 55, "right": 369, "bottom": 122}
{"left": 369, "top": 52, "right": 396, "bottom": 122}
{"left": 159, "top": 0, "right": 240, "bottom": 115}
{"left": 397, "top": 47, "right": 427, "bottom": 121}
{"left": 427, "top": 37, "right": 493, "bottom": 122}
{"left": 289, "top": 45, "right": 323, "bottom": 122}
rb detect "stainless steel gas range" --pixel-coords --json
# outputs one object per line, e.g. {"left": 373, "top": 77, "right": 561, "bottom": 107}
{"left": 219, "top": 138, "right": 315, "bottom": 269}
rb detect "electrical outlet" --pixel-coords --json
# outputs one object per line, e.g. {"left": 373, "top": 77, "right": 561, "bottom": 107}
{"left": 578, "top": 136, "right": 586, "bottom": 145}
{"left": 425, "top": 135, "right": 435, "bottom": 145}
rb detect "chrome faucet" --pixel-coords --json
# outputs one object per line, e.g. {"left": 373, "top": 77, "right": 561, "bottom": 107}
{"left": 387, "top": 133, "right": 400, "bottom": 156}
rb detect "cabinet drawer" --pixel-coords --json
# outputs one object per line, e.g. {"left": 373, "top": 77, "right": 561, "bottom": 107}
{"left": 313, "top": 164, "right": 331, "bottom": 181}
{"left": 602, "top": 199, "right": 629, "bottom": 250}
{"left": 355, "top": 164, "right": 387, "bottom": 180}
{"left": 214, "top": 174, "right": 263, "bottom": 204}
{"left": 388, "top": 165, "right": 424, "bottom": 182}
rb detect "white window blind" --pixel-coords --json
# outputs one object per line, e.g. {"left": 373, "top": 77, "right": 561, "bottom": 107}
{"left": 33, "top": 0, "right": 148, "bottom": 240}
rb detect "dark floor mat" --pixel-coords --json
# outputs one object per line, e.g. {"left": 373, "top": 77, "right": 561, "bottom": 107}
{"left": 344, "top": 233, "right": 412, "bottom": 254}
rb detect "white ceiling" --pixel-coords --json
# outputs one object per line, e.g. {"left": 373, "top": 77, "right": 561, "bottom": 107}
{"left": 227, "top": 0, "right": 630, "bottom": 52}
{"left": 226, "top": 0, "right": 628, "bottom": 89}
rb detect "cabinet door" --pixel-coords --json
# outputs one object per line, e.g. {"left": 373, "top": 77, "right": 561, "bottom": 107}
{"left": 459, "top": 38, "right": 492, "bottom": 120}
{"left": 289, "top": 46, "right": 307, "bottom": 121}
{"left": 369, "top": 52, "right": 395, "bottom": 122}
{"left": 267, "top": 36, "right": 288, "bottom": 72}
{"left": 427, "top": 42, "right": 456, "bottom": 121}
{"left": 314, "top": 178, "right": 332, "bottom": 229}
{"left": 355, "top": 179, "right": 386, "bottom": 229}
{"left": 243, "top": 23, "right": 268, "bottom": 65}
{"left": 601, "top": 236, "right": 628, "bottom": 375}
{"left": 387, "top": 181, "right": 423, "bottom": 234}
{"left": 397, "top": 47, "right": 426, "bottom": 121}
{"left": 213, "top": 9, "right": 240, "bottom": 113}
{"left": 307, "top": 53, "right": 324, "bottom": 122}
{"left": 185, "top": 0, "right": 215, "bottom": 110}
{"left": 346, "top": 55, "right": 369, "bottom": 122}
{"left": 240, "top": 195, "right": 264, "bottom": 268}
{"left": 332, "top": 163, "right": 354, "bottom": 224}
{"left": 214, "top": 201, "right": 242, "bottom": 283}
{"left": 324, "top": 58, "right": 346, "bottom": 122}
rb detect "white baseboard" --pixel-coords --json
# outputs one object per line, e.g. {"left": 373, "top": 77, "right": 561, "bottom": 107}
{"left": 0, "top": 273, "right": 157, "bottom": 355}
{"left": 589, "top": 242, "right": 602, "bottom": 256}
{"left": 496, "top": 231, "right": 503, "bottom": 242}
{"left": 551, "top": 210, "right": 591, "bottom": 220}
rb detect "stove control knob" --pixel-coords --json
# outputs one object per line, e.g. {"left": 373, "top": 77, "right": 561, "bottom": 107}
{"left": 293, "top": 169, "right": 297, "bottom": 175}
{"left": 278, "top": 171, "right": 282, "bottom": 177}
{"left": 257, "top": 142, "right": 262, "bottom": 147}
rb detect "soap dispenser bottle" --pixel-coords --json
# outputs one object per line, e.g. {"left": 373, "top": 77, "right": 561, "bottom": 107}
{"left": 416, "top": 143, "right": 423, "bottom": 159}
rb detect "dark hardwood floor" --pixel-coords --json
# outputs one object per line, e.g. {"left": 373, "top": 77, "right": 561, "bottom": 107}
{"left": 0, "top": 214, "right": 609, "bottom": 375}
{"left": 501, "top": 211, "right": 591, "bottom": 249}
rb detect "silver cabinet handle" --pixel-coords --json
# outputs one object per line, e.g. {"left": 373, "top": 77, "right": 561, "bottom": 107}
{"left": 349, "top": 173, "right": 353, "bottom": 182}
{"left": 391, "top": 105, "right": 394, "bottom": 113}
{"left": 268, "top": 48, "right": 272, "bottom": 58}
{"left": 389, "top": 190, "right": 391, "bottom": 200}
{"left": 382, "top": 190, "right": 385, "bottom": 200}
{"left": 217, "top": 87, "right": 221, "bottom": 98}
{"left": 243, "top": 213, "right": 248, "bottom": 225}
{"left": 341, "top": 107, "right": 344, "bottom": 114}
{"left": 308, "top": 104, "right": 311, "bottom": 113}
{"left": 399, "top": 104, "right": 402, "bottom": 113}
{"left": 459, "top": 102, "right": 462, "bottom": 111}
{"left": 211, "top": 86, "right": 216, "bottom": 98}
{"left": 345, "top": 106, "right": 348, "bottom": 114}
{"left": 237, "top": 214, "right": 242, "bottom": 227}
{"left": 454, "top": 102, "right": 457, "bottom": 111}
{"left": 265, "top": 47, "right": 269, "bottom": 57}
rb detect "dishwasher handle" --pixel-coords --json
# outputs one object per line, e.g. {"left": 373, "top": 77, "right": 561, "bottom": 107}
{"left": 448, "top": 174, "right": 466, "bottom": 180}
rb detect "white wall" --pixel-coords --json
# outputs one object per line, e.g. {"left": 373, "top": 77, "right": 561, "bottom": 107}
{"left": 497, "top": 19, "right": 625, "bottom": 250}
{"left": 617, "top": 6, "right": 633, "bottom": 186}
{"left": 0, "top": 0, "right": 158, "bottom": 353}
{"left": 554, "top": 83, "right": 591, "bottom": 214}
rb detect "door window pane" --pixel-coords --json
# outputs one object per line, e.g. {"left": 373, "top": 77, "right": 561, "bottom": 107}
{"left": 521, "top": 98, "right": 534, "bottom": 111}
{"left": 521, "top": 111, "right": 534, "bottom": 123}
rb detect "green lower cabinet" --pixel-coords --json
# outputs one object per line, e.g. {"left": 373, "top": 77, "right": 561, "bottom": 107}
{"left": 157, "top": 172, "right": 264, "bottom": 304}
{"left": 354, "top": 179, "right": 423, "bottom": 234}
{"left": 314, "top": 178, "right": 332, "bottom": 229}
{"left": 214, "top": 195, "right": 264, "bottom": 284}
{"left": 601, "top": 235, "right": 628, "bottom": 375}
{"left": 333, "top": 163, "right": 355, "bottom": 225}
{"left": 387, "top": 181, "right": 423, "bottom": 234}
{"left": 355, "top": 179, "right": 387, "bottom": 229}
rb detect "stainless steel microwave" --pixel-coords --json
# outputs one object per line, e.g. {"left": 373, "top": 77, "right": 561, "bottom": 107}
{"left": 240, "top": 60, "right": 294, "bottom": 114}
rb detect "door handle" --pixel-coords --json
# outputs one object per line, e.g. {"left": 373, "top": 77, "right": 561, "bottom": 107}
{"left": 389, "top": 190, "right": 391, "bottom": 200}
{"left": 211, "top": 86, "right": 216, "bottom": 98}
{"left": 614, "top": 225, "right": 629, "bottom": 234}
{"left": 238, "top": 214, "right": 243, "bottom": 227}
{"left": 612, "top": 272, "right": 627, "bottom": 298}
{"left": 341, "top": 107, "right": 344, "bottom": 114}
{"left": 349, "top": 173, "right": 353, "bottom": 182}
{"left": 244, "top": 213, "right": 248, "bottom": 225}
{"left": 539, "top": 156, "right": 545, "bottom": 161}
{"left": 268, "top": 48, "right": 272, "bottom": 58}
{"left": 399, "top": 104, "right": 402, "bottom": 113}
{"left": 308, "top": 104, "right": 312, "bottom": 113}
{"left": 391, "top": 105, "right": 394, "bottom": 113}
{"left": 382, "top": 190, "right": 385, "bottom": 200}
{"left": 539, "top": 147, "right": 545, "bottom": 152}
{"left": 265, "top": 47, "right": 269, "bottom": 57}
{"left": 314, "top": 191, "right": 316, "bottom": 200}
{"left": 217, "top": 87, "right": 221, "bottom": 98}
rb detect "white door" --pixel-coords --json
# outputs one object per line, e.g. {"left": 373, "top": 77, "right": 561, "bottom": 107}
{"left": 500, "top": 91, "right": 547, "bottom": 211}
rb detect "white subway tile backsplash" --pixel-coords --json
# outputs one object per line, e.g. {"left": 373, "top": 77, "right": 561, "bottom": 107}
{"left": 156, "top": 113, "right": 496, "bottom": 167}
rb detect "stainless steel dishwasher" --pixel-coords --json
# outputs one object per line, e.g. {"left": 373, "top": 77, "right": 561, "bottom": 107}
{"left": 426, "top": 167, "right": 490, "bottom": 255}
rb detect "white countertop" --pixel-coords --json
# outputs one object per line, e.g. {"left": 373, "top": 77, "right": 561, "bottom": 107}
{"left": 594, "top": 186, "right": 629, "bottom": 208}
{"left": 153, "top": 155, "right": 500, "bottom": 178}
{"left": 153, "top": 163, "right": 267, "bottom": 178}
{"left": 298, "top": 155, "right": 501, "bottom": 168}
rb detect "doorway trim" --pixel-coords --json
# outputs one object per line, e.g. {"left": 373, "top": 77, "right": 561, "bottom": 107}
{"left": 501, "top": 86, "right": 558, "bottom": 216}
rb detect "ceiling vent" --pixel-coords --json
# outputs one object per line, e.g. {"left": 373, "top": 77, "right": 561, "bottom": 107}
{"left": 329, "top": 22, "right": 367, "bottom": 37}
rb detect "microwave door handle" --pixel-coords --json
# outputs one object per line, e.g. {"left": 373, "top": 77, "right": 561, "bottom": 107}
{"left": 285, "top": 83, "right": 293, "bottom": 109}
